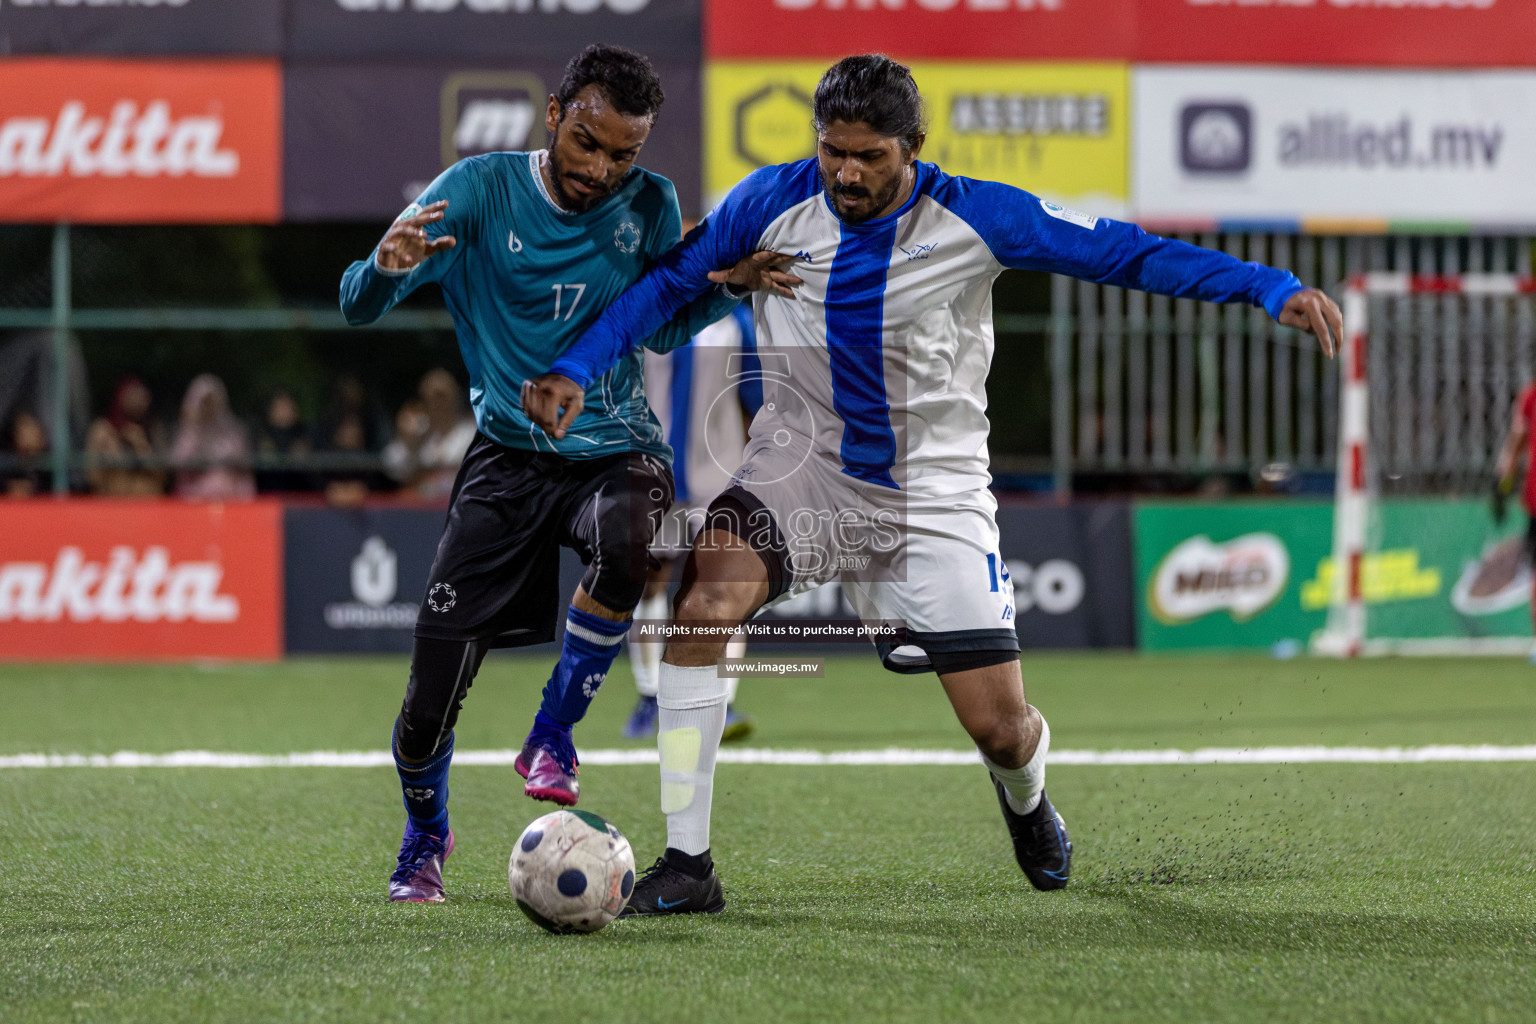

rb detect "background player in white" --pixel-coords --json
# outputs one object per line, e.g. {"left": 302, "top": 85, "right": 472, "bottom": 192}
{"left": 627, "top": 302, "right": 762, "bottom": 740}
{"left": 525, "top": 54, "right": 1342, "bottom": 913}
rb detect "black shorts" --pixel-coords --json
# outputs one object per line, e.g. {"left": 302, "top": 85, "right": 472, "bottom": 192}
{"left": 413, "top": 433, "right": 673, "bottom": 648}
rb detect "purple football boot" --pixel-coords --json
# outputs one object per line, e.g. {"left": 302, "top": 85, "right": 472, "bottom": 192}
{"left": 388, "top": 822, "right": 454, "bottom": 903}
{"left": 515, "top": 715, "right": 580, "bottom": 806}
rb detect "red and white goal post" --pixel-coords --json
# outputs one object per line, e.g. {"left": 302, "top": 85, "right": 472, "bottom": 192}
{"left": 1313, "top": 273, "right": 1536, "bottom": 657}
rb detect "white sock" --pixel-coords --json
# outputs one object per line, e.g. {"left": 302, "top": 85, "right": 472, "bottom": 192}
{"left": 722, "top": 632, "right": 746, "bottom": 704}
{"left": 657, "top": 661, "right": 728, "bottom": 855}
{"left": 982, "top": 715, "right": 1050, "bottom": 816}
{"left": 629, "top": 593, "right": 668, "bottom": 698}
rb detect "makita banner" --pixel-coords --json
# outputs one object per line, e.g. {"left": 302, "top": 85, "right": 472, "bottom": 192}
{"left": 0, "top": 500, "right": 282, "bottom": 661}
{"left": 0, "top": 0, "right": 283, "bottom": 56}
{"left": 1134, "top": 67, "right": 1536, "bottom": 229}
{"left": 284, "top": 61, "right": 702, "bottom": 220}
{"left": 0, "top": 59, "right": 282, "bottom": 224}
{"left": 286, "top": 0, "right": 700, "bottom": 61}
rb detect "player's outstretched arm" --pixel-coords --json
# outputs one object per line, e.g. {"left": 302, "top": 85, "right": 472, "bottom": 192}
{"left": 340, "top": 163, "right": 477, "bottom": 326}
{"left": 1276, "top": 288, "right": 1341, "bottom": 358}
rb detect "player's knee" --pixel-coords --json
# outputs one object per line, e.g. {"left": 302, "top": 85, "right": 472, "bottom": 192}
{"left": 393, "top": 711, "right": 444, "bottom": 764}
{"left": 970, "top": 718, "right": 1030, "bottom": 769}
{"left": 673, "top": 578, "right": 753, "bottom": 627}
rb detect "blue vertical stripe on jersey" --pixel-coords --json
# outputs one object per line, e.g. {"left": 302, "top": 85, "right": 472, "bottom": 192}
{"left": 824, "top": 220, "right": 899, "bottom": 488}
{"left": 668, "top": 344, "right": 695, "bottom": 505}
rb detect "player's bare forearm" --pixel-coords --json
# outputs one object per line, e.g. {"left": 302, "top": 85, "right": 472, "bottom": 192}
{"left": 522, "top": 374, "right": 585, "bottom": 438}
{"left": 1277, "top": 288, "right": 1343, "bottom": 358}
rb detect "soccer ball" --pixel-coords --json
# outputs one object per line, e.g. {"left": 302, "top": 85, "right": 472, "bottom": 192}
{"left": 508, "top": 809, "right": 635, "bottom": 934}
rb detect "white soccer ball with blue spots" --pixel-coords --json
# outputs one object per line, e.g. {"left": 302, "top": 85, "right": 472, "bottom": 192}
{"left": 508, "top": 809, "right": 635, "bottom": 933}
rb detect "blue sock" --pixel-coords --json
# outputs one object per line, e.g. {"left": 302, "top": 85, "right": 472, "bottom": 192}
{"left": 394, "top": 727, "right": 452, "bottom": 835}
{"left": 538, "top": 606, "right": 629, "bottom": 727}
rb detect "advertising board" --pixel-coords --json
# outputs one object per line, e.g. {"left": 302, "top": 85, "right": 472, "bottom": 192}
{"left": 0, "top": 0, "right": 283, "bottom": 55}
{"left": 1132, "top": 0, "right": 1536, "bottom": 69}
{"left": 706, "top": 0, "right": 1128, "bottom": 61}
{"left": 1133, "top": 67, "right": 1536, "bottom": 229}
{"left": 284, "top": 506, "right": 589, "bottom": 654}
{"left": 0, "top": 59, "right": 282, "bottom": 224}
{"left": 284, "top": 61, "right": 702, "bottom": 220}
{"left": 705, "top": 61, "right": 1127, "bottom": 215}
{"left": 705, "top": 0, "right": 1536, "bottom": 67}
{"left": 1133, "top": 501, "right": 1332, "bottom": 651}
{"left": 0, "top": 500, "right": 282, "bottom": 661}
{"left": 1133, "top": 498, "right": 1529, "bottom": 651}
{"left": 286, "top": 0, "right": 700, "bottom": 61}
{"left": 750, "top": 502, "right": 1134, "bottom": 651}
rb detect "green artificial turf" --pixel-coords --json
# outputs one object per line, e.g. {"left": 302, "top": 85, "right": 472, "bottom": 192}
{"left": 2, "top": 654, "right": 1534, "bottom": 1023}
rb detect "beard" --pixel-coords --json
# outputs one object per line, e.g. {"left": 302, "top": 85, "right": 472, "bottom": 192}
{"left": 822, "top": 169, "right": 905, "bottom": 226}
{"left": 546, "top": 141, "right": 610, "bottom": 213}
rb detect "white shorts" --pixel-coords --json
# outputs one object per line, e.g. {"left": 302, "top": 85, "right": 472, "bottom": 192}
{"left": 715, "top": 437, "right": 1019, "bottom": 672}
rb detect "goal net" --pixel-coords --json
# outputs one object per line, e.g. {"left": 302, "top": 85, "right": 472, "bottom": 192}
{"left": 1315, "top": 273, "right": 1536, "bottom": 656}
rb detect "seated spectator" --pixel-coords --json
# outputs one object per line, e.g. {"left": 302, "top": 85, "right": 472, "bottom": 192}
{"left": 170, "top": 374, "right": 254, "bottom": 501}
{"left": 254, "top": 389, "right": 313, "bottom": 494}
{"left": 85, "top": 375, "right": 166, "bottom": 496}
{"left": 383, "top": 368, "right": 476, "bottom": 498}
{"left": 311, "top": 374, "right": 391, "bottom": 506}
{"left": 3, "top": 409, "right": 49, "bottom": 497}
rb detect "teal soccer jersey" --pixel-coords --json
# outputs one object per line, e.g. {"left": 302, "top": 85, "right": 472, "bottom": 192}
{"left": 340, "top": 150, "right": 736, "bottom": 464}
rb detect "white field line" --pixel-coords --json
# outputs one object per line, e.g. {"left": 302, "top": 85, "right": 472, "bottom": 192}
{"left": 2, "top": 745, "right": 1536, "bottom": 769}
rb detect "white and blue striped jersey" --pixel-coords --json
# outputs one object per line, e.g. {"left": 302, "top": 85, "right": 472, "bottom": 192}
{"left": 552, "top": 159, "right": 1304, "bottom": 500}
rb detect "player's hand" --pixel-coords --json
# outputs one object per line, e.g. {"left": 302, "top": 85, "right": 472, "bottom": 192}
{"left": 1278, "top": 288, "right": 1342, "bottom": 359}
{"left": 708, "top": 251, "right": 805, "bottom": 299}
{"left": 522, "top": 373, "right": 585, "bottom": 439}
{"left": 377, "top": 200, "right": 457, "bottom": 272}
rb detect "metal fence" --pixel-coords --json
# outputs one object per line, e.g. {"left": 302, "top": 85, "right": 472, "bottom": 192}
{"left": 1050, "top": 234, "right": 1536, "bottom": 492}
{"left": 7, "top": 225, "right": 1533, "bottom": 496}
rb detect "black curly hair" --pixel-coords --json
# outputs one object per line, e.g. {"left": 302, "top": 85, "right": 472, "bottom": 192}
{"left": 555, "top": 44, "right": 666, "bottom": 122}
{"left": 813, "top": 54, "right": 925, "bottom": 152}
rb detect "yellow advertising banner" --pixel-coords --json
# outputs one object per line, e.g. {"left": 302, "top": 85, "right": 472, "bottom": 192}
{"left": 705, "top": 61, "right": 1129, "bottom": 217}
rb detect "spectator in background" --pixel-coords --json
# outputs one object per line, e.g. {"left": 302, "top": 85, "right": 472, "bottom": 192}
{"left": 254, "top": 388, "right": 312, "bottom": 494}
{"left": 170, "top": 373, "right": 254, "bottom": 501}
{"left": 85, "top": 375, "right": 166, "bottom": 496}
{"left": 383, "top": 368, "right": 476, "bottom": 499}
{"left": 3, "top": 408, "right": 49, "bottom": 497}
{"left": 312, "top": 373, "right": 389, "bottom": 506}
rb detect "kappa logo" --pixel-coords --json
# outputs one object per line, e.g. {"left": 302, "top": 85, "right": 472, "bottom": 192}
{"left": 614, "top": 220, "right": 641, "bottom": 254}
{"left": 793, "top": 249, "right": 815, "bottom": 262}
{"left": 426, "top": 582, "right": 457, "bottom": 613}
{"left": 899, "top": 242, "right": 938, "bottom": 261}
{"left": 581, "top": 672, "right": 605, "bottom": 699}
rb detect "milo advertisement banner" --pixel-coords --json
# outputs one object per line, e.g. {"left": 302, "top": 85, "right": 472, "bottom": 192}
{"left": 1133, "top": 499, "right": 1530, "bottom": 651}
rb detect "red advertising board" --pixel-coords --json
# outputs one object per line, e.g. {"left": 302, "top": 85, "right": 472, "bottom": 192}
{"left": 0, "top": 59, "right": 282, "bottom": 224}
{"left": 707, "top": 0, "right": 1536, "bottom": 67}
{"left": 706, "top": 0, "right": 1131, "bottom": 60}
{"left": 0, "top": 501, "right": 282, "bottom": 661}
{"left": 1134, "top": 0, "right": 1536, "bottom": 67}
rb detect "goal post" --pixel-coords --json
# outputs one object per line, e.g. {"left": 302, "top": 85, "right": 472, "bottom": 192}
{"left": 1314, "top": 273, "right": 1536, "bottom": 657}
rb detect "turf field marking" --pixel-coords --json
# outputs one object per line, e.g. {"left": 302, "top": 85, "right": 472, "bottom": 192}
{"left": 3, "top": 745, "right": 1536, "bottom": 769}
